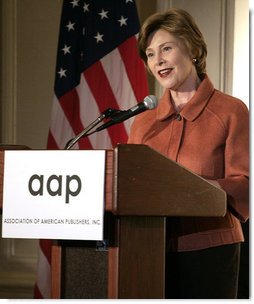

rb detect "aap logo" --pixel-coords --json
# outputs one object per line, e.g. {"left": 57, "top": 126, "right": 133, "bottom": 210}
{"left": 28, "top": 174, "right": 82, "bottom": 204}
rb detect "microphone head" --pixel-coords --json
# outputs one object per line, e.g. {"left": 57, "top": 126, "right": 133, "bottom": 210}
{"left": 143, "top": 95, "right": 158, "bottom": 110}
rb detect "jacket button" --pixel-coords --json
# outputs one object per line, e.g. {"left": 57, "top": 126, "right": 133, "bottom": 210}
{"left": 175, "top": 114, "right": 182, "bottom": 121}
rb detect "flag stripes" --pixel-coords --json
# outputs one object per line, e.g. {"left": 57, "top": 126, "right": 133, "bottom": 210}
{"left": 34, "top": 0, "right": 148, "bottom": 298}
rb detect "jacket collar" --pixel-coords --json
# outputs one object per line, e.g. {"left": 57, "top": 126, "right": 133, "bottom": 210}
{"left": 156, "top": 74, "right": 215, "bottom": 122}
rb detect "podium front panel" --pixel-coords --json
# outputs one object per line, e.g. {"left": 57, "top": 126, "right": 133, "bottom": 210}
{"left": 61, "top": 241, "right": 108, "bottom": 298}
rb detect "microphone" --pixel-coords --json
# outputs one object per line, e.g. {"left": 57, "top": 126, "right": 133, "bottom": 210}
{"left": 93, "top": 95, "right": 158, "bottom": 133}
{"left": 64, "top": 107, "right": 119, "bottom": 150}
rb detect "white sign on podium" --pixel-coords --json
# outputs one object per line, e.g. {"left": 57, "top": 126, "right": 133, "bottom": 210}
{"left": 2, "top": 150, "right": 105, "bottom": 240}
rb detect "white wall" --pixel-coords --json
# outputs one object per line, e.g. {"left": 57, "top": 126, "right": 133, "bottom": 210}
{"left": 232, "top": 0, "right": 249, "bottom": 107}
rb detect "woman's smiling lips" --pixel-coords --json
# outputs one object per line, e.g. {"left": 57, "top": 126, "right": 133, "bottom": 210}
{"left": 158, "top": 68, "right": 174, "bottom": 78}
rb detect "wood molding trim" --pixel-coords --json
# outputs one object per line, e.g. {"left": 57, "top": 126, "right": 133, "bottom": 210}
{"left": 1, "top": 0, "right": 18, "bottom": 143}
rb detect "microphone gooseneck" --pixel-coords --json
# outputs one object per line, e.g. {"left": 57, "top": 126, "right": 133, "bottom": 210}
{"left": 64, "top": 108, "right": 118, "bottom": 150}
{"left": 64, "top": 95, "right": 158, "bottom": 149}
{"left": 92, "top": 95, "right": 158, "bottom": 133}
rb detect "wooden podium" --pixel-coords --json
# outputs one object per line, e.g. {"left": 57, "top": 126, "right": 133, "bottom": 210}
{"left": 0, "top": 144, "right": 226, "bottom": 299}
{"left": 50, "top": 144, "right": 226, "bottom": 299}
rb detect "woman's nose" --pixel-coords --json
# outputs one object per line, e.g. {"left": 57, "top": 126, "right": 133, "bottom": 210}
{"left": 156, "top": 54, "right": 165, "bottom": 66}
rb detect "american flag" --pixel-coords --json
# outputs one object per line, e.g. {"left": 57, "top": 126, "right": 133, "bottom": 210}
{"left": 34, "top": 0, "right": 148, "bottom": 298}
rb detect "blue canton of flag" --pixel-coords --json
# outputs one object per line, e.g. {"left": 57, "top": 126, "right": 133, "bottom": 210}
{"left": 55, "top": 0, "right": 141, "bottom": 98}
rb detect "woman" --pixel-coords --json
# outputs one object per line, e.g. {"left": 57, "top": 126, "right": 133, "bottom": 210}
{"left": 128, "top": 8, "right": 249, "bottom": 299}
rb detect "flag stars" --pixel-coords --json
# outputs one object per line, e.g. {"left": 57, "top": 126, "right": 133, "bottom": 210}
{"left": 118, "top": 16, "right": 128, "bottom": 26}
{"left": 83, "top": 3, "right": 89, "bottom": 13}
{"left": 58, "top": 68, "right": 67, "bottom": 78}
{"left": 94, "top": 32, "right": 104, "bottom": 43}
{"left": 62, "top": 44, "right": 71, "bottom": 55}
{"left": 70, "top": 0, "right": 79, "bottom": 8}
{"left": 126, "top": 0, "right": 133, "bottom": 2}
{"left": 98, "top": 9, "right": 109, "bottom": 20}
{"left": 66, "top": 21, "right": 75, "bottom": 31}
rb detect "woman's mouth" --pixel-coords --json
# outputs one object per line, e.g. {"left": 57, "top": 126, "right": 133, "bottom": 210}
{"left": 158, "top": 68, "right": 174, "bottom": 78}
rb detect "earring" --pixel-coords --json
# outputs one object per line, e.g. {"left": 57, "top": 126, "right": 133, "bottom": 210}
{"left": 192, "top": 58, "right": 197, "bottom": 63}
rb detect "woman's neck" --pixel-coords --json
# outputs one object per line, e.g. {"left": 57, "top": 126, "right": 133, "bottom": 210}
{"left": 170, "top": 74, "right": 201, "bottom": 111}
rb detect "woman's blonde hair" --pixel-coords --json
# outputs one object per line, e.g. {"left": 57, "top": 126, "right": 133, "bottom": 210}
{"left": 138, "top": 8, "right": 207, "bottom": 75}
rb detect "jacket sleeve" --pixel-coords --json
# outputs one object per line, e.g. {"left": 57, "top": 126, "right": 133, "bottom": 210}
{"left": 217, "top": 101, "right": 249, "bottom": 222}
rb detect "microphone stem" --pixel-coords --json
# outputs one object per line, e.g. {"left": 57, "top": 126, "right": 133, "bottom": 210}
{"left": 64, "top": 115, "right": 105, "bottom": 150}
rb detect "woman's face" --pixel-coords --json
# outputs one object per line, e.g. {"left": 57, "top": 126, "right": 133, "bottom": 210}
{"left": 145, "top": 29, "right": 197, "bottom": 92}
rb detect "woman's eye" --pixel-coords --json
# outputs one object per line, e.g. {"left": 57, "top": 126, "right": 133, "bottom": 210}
{"left": 146, "top": 52, "right": 154, "bottom": 58}
{"left": 163, "top": 46, "right": 171, "bottom": 52}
